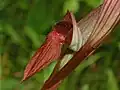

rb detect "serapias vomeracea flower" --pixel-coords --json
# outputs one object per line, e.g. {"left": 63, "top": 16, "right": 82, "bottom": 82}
{"left": 22, "top": 0, "right": 120, "bottom": 90}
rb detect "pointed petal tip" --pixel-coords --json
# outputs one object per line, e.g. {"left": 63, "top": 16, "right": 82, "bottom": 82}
{"left": 21, "top": 73, "right": 31, "bottom": 83}
{"left": 20, "top": 76, "right": 27, "bottom": 83}
{"left": 66, "top": 10, "right": 73, "bottom": 17}
{"left": 66, "top": 10, "right": 71, "bottom": 13}
{"left": 20, "top": 78, "right": 25, "bottom": 83}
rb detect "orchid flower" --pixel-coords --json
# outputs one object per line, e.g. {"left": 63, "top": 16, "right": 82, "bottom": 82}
{"left": 22, "top": 0, "right": 120, "bottom": 90}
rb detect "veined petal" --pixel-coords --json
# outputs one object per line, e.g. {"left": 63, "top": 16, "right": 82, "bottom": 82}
{"left": 22, "top": 31, "right": 64, "bottom": 81}
{"left": 89, "top": 0, "right": 120, "bottom": 47}
{"left": 60, "top": 12, "right": 83, "bottom": 69}
{"left": 77, "top": 5, "right": 101, "bottom": 45}
{"left": 69, "top": 12, "right": 83, "bottom": 51}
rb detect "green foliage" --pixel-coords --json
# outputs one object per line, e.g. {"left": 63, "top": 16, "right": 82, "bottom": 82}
{"left": 1, "top": 0, "right": 120, "bottom": 90}
{"left": 63, "top": 0, "right": 80, "bottom": 14}
{"left": 107, "top": 69, "right": 119, "bottom": 90}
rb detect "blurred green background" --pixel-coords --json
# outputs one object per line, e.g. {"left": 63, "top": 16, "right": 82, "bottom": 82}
{"left": 0, "top": 0, "right": 120, "bottom": 90}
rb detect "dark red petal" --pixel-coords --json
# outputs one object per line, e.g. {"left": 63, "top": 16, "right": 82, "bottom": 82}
{"left": 63, "top": 11, "right": 73, "bottom": 23}
{"left": 22, "top": 31, "right": 63, "bottom": 82}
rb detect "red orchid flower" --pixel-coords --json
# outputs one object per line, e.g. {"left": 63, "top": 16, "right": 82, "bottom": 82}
{"left": 22, "top": 0, "right": 120, "bottom": 90}
{"left": 22, "top": 11, "right": 74, "bottom": 81}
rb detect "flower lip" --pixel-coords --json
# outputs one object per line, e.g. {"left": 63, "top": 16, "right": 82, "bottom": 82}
{"left": 46, "top": 21, "right": 73, "bottom": 44}
{"left": 47, "top": 30, "right": 66, "bottom": 44}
